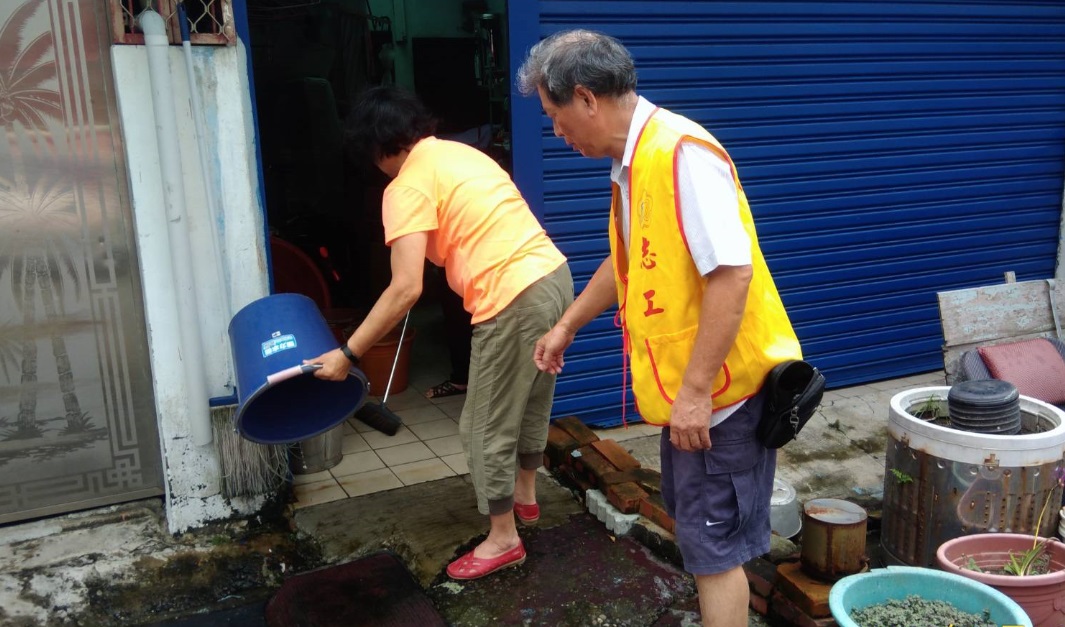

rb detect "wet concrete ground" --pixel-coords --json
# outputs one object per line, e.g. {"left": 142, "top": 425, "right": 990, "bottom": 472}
{"left": 293, "top": 474, "right": 702, "bottom": 626}
{"left": 0, "top": 371, "right": 945, "bottom": 625}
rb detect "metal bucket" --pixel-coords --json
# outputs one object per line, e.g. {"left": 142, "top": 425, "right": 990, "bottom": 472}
{"left": 289, "top": 423, "right": 344, "bottom": 474}
{"left": 800, "top": 498, "right": 868, "bottom": 581}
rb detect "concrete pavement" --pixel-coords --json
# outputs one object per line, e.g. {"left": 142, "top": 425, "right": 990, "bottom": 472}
{"left": 0, "top": 370, "right": 946, "bottom": 626}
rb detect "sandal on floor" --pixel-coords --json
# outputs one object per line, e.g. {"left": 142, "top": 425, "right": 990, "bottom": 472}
{"left": 514, "top": 502, "right": 540, "bottom": 525}
{"left": 425, "top": 379, "right": 467, "bottom": 399}
{"left": 446, "top": 542, "right": 526, "bottom": 580}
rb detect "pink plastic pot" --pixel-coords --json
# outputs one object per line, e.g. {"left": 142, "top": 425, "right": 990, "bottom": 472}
{"left": 936, "top": 533, "right": 1065, "bottom": 627}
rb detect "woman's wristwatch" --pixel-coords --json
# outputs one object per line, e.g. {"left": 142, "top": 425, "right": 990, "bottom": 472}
{"left": 340, "top": 344, "right": 360, "bottom": 366}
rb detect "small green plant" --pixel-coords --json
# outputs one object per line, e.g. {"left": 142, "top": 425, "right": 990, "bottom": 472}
{"left": 912, "top": 395, "right": 941, "bottom": 420}
{"left": 1002, "top": 544, "right": 1050, "bottom": 576}
{"left": 890, "top": 468, "right": 913, "bottom": 485}
{"left": 964, "top": 555, "right": 983, "bottom": 572}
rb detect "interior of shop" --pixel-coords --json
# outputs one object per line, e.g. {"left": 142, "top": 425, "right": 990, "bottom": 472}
{"left": 245, "top": 0, "right": 510, "bottom": 397}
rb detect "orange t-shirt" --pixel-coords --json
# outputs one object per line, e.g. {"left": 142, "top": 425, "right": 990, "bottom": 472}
{"left": 382, "top": 137, "right": 566, "bottom": 323}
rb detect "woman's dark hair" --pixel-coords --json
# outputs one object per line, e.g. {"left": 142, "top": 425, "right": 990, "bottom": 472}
{"left": 344, "top": 86, "right": 437, "bottom": 166}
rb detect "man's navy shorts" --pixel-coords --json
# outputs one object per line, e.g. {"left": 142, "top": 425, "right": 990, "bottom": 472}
{"left": 659, "top": 391, "right": 776, "bottom": 575}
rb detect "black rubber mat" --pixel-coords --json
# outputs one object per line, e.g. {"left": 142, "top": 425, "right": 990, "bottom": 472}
{"left": 265, "top": 551, "right": 446, "bottom": 627}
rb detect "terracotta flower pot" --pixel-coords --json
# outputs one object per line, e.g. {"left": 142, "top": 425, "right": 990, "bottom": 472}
{"left": 936, "top": 533, "right": 1065, "bottom": 627}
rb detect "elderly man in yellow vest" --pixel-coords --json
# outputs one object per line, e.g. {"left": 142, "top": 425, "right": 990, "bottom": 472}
{"left": 520, "top": 30, "right": 802, "bottom": 627}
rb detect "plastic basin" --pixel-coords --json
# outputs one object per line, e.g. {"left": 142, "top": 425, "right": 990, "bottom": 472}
{"left": 829, "top": 566, "right": 1032, "bottom": 627}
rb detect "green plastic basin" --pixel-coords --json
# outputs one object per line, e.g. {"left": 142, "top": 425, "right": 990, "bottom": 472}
{"left": 829, "top": 566, "right": 1032, "bottom": 627}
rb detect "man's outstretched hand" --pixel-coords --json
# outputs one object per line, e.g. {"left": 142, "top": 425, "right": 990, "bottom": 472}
{"left": 534, "top": 324, "right": 575, "bottom": 374}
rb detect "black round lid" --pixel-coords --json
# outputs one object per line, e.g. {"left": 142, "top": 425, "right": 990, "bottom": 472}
{"left": 948, "top": 379, "right": 1020, "bottom": 406}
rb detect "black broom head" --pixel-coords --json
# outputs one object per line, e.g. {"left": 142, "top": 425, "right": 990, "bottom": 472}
{"left": 354, "top": 402, "right": 402, "bottom": 436}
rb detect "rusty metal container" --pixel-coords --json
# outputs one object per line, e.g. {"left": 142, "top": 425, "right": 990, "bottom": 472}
{"left": 800, "top": 498, "right": 868, "bottom": 581}
{"left": 882, "top": 387, "right": 1065, "bottom": 568}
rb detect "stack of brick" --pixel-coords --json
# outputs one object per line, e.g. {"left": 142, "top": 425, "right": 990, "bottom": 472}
{"left": 744, "top": 556, "right": 838, "bottom": 627}
{"left": 545, "top": 416, "right": 675, "bottom": 535}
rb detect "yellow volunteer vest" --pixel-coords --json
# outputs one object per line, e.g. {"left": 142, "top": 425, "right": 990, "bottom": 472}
{"left": 609, "top": 108, "right": 802, "bottom": 426}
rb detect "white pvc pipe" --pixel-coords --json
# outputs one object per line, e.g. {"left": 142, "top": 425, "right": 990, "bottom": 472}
{"left": 180, "top": 37, "right": 234, "bottom": 390}
{"left": 140, "top": 9, "right": 213, "bottom": 447}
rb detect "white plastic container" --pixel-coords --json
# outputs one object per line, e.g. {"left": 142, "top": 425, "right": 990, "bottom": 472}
{"left": 770, "top": 477, "right": 801, "bottom": 539}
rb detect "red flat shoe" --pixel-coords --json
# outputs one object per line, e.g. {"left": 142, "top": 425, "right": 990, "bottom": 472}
{"left": 514, "top": 502, "right": 540, "bottom": 524}
{"left": 446, "top": 542, "right": 526, "bottom": 580}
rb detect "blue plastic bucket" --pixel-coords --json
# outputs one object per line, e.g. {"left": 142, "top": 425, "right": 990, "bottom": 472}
{"left": 830, "top": 566, "right": 1032, "bottom": 627}
{"left": 229, "top": 293, "right": 368, "bottom": 444}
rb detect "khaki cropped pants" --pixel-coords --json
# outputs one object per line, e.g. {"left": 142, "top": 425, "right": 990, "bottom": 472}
{"left": 460, "top": 263, "right": 573, "bottom": 515}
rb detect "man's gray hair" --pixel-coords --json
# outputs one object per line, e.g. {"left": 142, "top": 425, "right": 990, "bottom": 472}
{"left": 516, "top": 29, "right": 637, "bottom": 105}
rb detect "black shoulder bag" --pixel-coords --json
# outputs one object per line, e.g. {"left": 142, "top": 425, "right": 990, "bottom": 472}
{"left": 757, "top": 360, "right": 826, "bottom": 449}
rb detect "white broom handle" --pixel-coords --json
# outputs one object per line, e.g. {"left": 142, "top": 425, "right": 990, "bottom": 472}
{"left": 382, "top": 310, "right": 411, "bottom": 404}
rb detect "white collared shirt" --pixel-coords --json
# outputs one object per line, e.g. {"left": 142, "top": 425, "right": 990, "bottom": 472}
{"left": 610, "top": 97, "right": 752, "bottom": 275}
{"left": 611, "top": 97, "right": 750, "bottom": 426}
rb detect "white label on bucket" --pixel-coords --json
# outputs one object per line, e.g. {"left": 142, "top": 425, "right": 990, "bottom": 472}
{"left": 262, "top": 334, "right": 297, "bottom": 357}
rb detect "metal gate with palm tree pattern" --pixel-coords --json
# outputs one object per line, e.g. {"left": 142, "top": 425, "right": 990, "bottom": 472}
{"left": 0, "top": 0, "right": 163, "bottom": 524}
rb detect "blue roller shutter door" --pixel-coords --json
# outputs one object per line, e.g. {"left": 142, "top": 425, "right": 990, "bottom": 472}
{"left": 509, "top": 1, "right": 1065, "bottom": 426}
